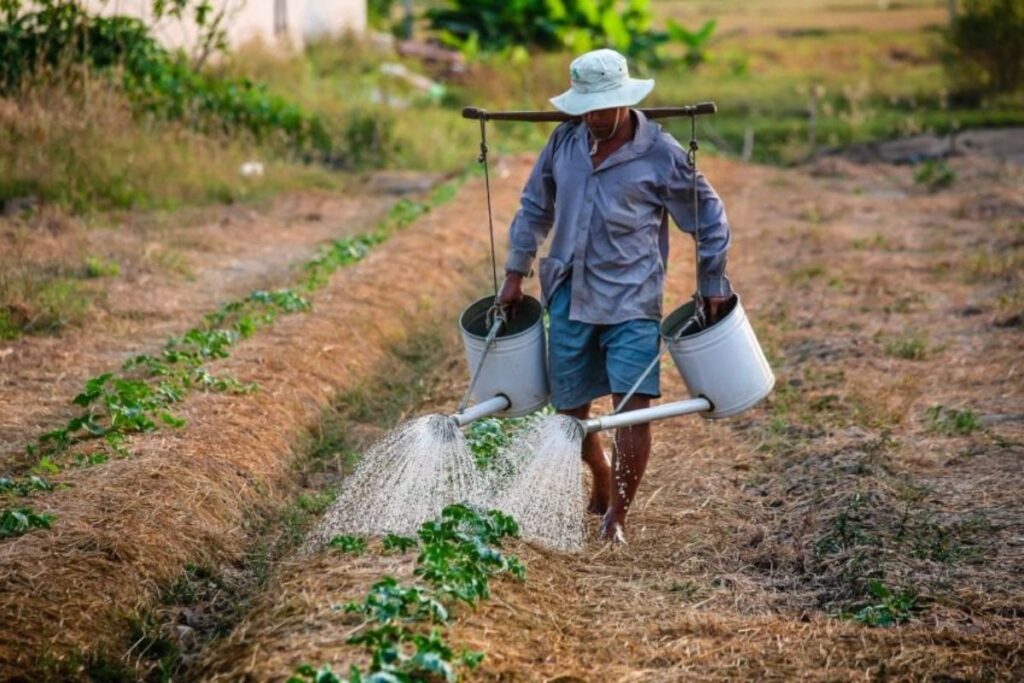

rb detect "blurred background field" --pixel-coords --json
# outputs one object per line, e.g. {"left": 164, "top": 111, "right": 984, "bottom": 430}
{"left": 1, "top": 0, "right": 1022, "bottom": 339}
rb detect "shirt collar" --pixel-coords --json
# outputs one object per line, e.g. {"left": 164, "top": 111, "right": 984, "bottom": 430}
{"left": 574, "top": 108, "right": 660, "bottom": 171}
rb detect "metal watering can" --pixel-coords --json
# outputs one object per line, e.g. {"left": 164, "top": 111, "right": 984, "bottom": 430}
{"left": 451, "top": 295, "right": 549, "bottom": 427}
{"left": 450, "top": 293, "right": 774, "bottom": 434}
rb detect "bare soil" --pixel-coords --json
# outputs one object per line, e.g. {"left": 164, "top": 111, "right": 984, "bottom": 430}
{"left": 194, "top": 154, "right": 1024, "bottom": 681}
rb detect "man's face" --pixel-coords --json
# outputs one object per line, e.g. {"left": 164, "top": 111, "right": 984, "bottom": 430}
{"left": 582, "top": 107, "right": 625, "bottom": 139}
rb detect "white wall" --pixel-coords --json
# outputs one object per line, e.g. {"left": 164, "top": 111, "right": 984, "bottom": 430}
{"left": 85, "top": 0, "right": 366, "bottom": 52}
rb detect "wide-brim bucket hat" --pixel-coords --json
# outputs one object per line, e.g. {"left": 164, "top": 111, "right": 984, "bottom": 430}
{"left": 550, "top": 48, "right": 654, "bottom": 116}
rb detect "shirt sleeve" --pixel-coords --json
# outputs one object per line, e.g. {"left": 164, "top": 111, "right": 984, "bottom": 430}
{"left": 661, "top": 138, "right": 733, "bottom": 297}
{"left": 504, "top": 129, "right": 559, "bottom": 275}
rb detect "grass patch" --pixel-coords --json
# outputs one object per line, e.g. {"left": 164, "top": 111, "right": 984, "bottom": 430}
{"left": 83, "top": 256, "right": 120, "bottom": 279}
{"left": 0, "top": 83, "right": 342, "bottom": 214}
{"left": 926, "top": 405, "right": 983, "bottom": 435}
{"left": 884, "top": 332, "right": 929, "bottom": 360}
{"left": 0, "top": 262, "right": 102, "bottom": 338}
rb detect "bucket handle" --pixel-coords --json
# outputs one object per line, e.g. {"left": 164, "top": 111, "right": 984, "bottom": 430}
{"left": 457, "top": 306, "right": 506, "bottom": 413}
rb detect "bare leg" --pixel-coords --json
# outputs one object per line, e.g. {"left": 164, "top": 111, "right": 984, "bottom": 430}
{"left": 601, "top": 394, "right": 652, "bottom": 542}
{"left": 558, "top": 402, "right": 611, "bottom": 515}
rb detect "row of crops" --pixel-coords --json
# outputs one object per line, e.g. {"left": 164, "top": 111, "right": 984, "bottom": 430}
{"left": 0, "top": 182, "right": 460, "bottom": 541}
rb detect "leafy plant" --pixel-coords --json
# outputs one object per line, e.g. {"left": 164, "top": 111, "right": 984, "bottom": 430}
{"left": 303, "top": 235, "right": 385, "bottom": 290}
{"left": 328, "top": 534, "right": 368, "bottom": 555}
{"left": 288, "top": 664, "right": 345, "bottom": 683}
{"left": 383, "top": 533, "right": 418, "bottom": 553}
{"left": 465, "top": 407, "right": 552, "bottom": 468}
{"left": 298, "top": 505, "right": 521, "bottom": 682}
{"left": 913, "top": 159, "right": 956, "bottom": 191}
{"left": 0, "top": 505, "right": 55, "bottom": 538}
{"left": 427, "top": 0, "right": 714, "bottom": 66}
{"left": 851, "top": 580, "right": 919, "bottom": 627}
{"left": 0, "top": 474, "right": 53, "bottom": 496}
{"left": 465, "top": 418, "right": 512, "bottom": 467}
{"left": 0, "top": 1, "right": 332, "bottom": 155}
{"left": 666, "top": 18, "right": 717, "bottom": 67}
{"left": 415, "top": 504, "right": 524, "bottom": 606}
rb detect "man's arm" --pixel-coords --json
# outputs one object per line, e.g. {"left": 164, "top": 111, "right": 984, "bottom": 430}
{"left": 499, "top": 132, "right": 559, "bottom": 307}
{"left": 661, "top": 139, "right": 733, "bottom": 320}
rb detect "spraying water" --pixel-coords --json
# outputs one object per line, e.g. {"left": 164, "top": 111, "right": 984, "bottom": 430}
{"left": 488, "top": 415, "right": 587, "bottom": 552}
{"left": 309, "top": 415, "right": 477, "bottom": 545}
{"left": 310, "top": 412, "right": 589, "bottom": 552}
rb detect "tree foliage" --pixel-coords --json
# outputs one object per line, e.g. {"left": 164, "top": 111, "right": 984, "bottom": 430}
{"left": 426, "top": 0, "right": 715, "bottom": 66}
{"left": 947, "top": 0, "right": 1024, "bottom": 93}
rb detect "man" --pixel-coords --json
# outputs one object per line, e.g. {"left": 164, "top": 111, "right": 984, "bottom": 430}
{"left": 497, "top": 49, "right": 733, "bottom": 543}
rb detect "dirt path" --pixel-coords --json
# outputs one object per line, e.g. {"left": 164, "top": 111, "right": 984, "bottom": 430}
{"left": 196, "top": 155, "right": 1024, "bottom": 680}
{"left": 0, "top": 162, "right": 524, "bottom": 678}
{"left": 0, "top": 189, "right": 395, "bottom": 464}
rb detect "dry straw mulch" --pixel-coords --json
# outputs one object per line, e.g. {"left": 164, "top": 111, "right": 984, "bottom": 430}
{"left": 198, "top": 156, "right": 1024, "bottom": 681}
{"left": 0, "top": 158, "right": 531, "bottom": 678}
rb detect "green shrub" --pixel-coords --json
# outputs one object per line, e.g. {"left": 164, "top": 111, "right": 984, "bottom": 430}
{"left": 426, "top": 0, "right": 714, "bottom": 66}
{"left": 947, "top": 0, "right": 1024, "bottom": 94}
{"left": 0, "top": 1, "right": 332, "bottom": 155}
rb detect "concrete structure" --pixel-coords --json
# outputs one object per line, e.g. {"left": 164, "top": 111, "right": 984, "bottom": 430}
{"left": 89, "top": 1, "right": 366, "bottom": 52}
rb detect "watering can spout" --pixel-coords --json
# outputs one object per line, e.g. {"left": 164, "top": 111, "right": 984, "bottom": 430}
{"left": 450, "top": 394, "right": 512, "bottom": 428}
{"left": 579, "top": 397, "right": 713, "bottom": 434}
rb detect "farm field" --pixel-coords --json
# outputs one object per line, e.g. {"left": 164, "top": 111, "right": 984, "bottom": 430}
{"left": 192, "top": 152, "right": 1024, "bottom": 680}
{"left": 2, "top": 148, "right": 1021, "bottom": 679}
{"left": 1, "top": 0, "right": 1023, "bottom": 680}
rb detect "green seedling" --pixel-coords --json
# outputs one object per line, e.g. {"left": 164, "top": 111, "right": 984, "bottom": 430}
{"left": 328, "top": 534, "right": 368, "bottom": 555}
{"left": 300, "top": 505, "right": 521, "bottom": 682}
{"left": 383, "top": 533, "right": 418, "bottom": 553}
{"left": 913, "top": 159, "right": 955, "bottom": 191}
{"left": 1, "top": 506, "right": 55, "bottom": 538}
{"left": 0, "top": 475, "right": 54, "bottom": 496}
{"left": 288, "top": 664, "right": 346, "bottom": 683}
{"left": 851, "top": 581, "right": 919, "bottom": 627}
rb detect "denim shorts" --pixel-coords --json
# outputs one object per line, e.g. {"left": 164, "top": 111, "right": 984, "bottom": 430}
{"left": 547, "top": 281, "right": 661, "bottom": 410}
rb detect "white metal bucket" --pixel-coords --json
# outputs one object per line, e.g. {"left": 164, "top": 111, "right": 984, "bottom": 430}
{"left": 661, "top": 295, "right": 774, "bottom": 419}
{"left": 459, "top": 295, "right": 549, "bottom": 418}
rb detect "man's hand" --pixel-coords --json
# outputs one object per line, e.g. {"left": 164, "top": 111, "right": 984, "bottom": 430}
{"left": 498, "top": 271, "right": 525, "bottom": 310}
{"left": 704, "top": 295, "right": 729, "bottom": 324}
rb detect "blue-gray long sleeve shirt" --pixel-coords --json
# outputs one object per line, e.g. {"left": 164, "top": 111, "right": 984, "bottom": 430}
{"left": 505, "top": 110, "right": 732, "bottom": 325}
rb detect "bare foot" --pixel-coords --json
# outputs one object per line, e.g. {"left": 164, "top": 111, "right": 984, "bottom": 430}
{"left": 599, "top": 514, "right": 627, "bottom": 544}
